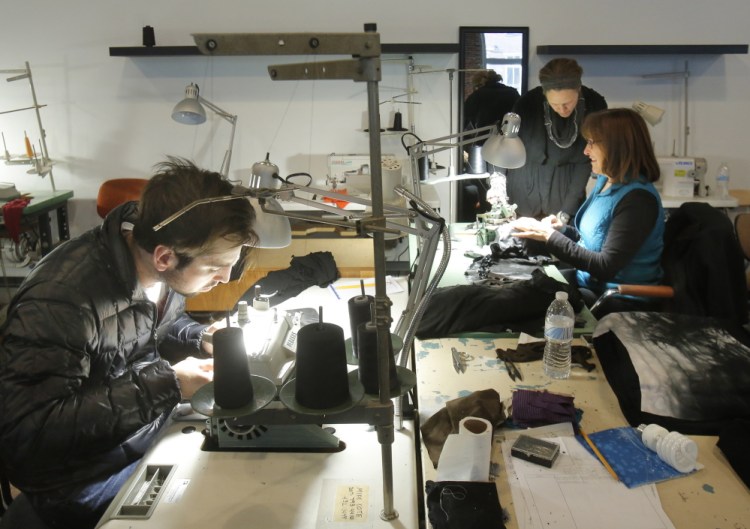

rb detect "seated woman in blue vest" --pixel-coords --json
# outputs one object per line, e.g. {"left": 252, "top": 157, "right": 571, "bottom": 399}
{"left": 509, "top": 107, "right": 665, "bottom": 317}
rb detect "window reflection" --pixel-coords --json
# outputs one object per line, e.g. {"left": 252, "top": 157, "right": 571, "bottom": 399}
{"left": 457, "top": 26, "right": 529, "bottom": 222}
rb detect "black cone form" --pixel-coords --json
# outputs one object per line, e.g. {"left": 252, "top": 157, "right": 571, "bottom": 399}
{"left": 387, "top": 111, "right": 408, "bottom": 132}
{"left": 142, "top": 26, "right": 156, "bottom": 47}
{"left": 294, "top": 322, "right": 350, "bottom": 409}
{"left": 357, "top": 322, "right": 399, "bottom": 395}
{"left": 418, "top": 155, "right": 430, "bottom": 181}
{"left": 348, "top": 295, "right": 373, "bottom": 358}
{"left": 212, "top": 327, "right": 254, "bottom": 409}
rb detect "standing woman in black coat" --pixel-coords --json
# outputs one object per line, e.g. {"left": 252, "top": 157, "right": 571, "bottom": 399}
{"left": 459, "top": 70, "right": 521, "bottom": 220}
{"left": 506, "top": 58, "right": 607, "bottom": 223}
{"left": 463, "top": 70, "right": 520, "bottom": 132}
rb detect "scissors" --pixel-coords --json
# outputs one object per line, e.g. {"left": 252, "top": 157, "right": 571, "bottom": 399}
{"left": 451, "top": 347, "right": 469, "bottom": 374}
{"left": 504, "top": 359, "right": 523, "bottom": 381}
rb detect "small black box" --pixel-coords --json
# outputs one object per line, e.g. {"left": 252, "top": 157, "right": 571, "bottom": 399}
{"left": 510, "top": 434, "right": 560, "bottom": 468}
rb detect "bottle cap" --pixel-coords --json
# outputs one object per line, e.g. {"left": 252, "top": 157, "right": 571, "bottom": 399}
{"left": 555, "top": 291, "right": 568, "bottom": 301}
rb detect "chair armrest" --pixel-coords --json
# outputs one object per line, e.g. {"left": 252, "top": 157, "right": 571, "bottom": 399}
{"left": 589, "top": 284, "right": 674, "bottom": 317}
{"left": 616, "top": 285, "right": 674, "bottom": 298}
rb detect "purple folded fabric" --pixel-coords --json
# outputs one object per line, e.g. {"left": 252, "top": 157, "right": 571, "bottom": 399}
{"left": 511, "top": 389, "right": 575, "bottom": 427}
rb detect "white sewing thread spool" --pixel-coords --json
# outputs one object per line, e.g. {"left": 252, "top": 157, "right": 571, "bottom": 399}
{"left": 381, "top": 158, "right": 402, "bottom": 203}
{"left": 237, "top": 300, "right": 250, "bottom": 326}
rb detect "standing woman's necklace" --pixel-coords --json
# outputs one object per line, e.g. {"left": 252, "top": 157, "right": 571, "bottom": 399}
{"left": 543, "top": 100, "right": 581, "bottom": 149}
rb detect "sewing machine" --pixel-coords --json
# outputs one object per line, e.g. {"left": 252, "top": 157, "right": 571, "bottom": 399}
{"left": 239, "top": 306, "right": 317, "bottom": 386}
{"left": 95, "top": 278, "right": 420, "bottom": 529}
{"left": 658, "top": 156, "right": 708, "bottom": 198}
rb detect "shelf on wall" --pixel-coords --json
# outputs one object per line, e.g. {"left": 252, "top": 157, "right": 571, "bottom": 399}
{"left": 109, "top": 43, "right": 459, "bottom": 57}
{"left": 383, "top": 43, "right": 458, "bottom": 54}
{"left": 536, "top": 44, "right": 748, "bottom": 55}
{"left": 109, "top": 46, "right": 200, "bottom": 56}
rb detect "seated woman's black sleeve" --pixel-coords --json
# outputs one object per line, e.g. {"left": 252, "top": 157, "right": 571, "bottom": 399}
{"left": 546, "top": 189, "right": 659, "bottom": 281}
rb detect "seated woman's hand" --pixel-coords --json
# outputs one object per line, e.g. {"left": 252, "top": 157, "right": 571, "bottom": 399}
{"left": 540, "top": 214, "right": 563, "bottom": 230}
{"left": 509, "top": 217, "right": 554, "bottom": 242}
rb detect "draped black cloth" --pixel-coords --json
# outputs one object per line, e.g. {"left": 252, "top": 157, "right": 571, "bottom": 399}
{"left": 239, "top": 251, "right": 339, "bottom": 309}
{"left": 416, "top": 269, "right": 583, "bottom": 339}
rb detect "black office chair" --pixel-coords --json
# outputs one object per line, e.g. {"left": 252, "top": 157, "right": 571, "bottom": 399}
{"left": 591, "top": 202, "right": 747, "bottom": 326}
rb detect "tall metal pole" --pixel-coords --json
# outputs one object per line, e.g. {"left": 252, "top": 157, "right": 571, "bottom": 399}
{"left": 682, "top": 61, "right": 690, "bottom": 157}
{"left": 363, "top": 25, "right": 398, "bottom": 522}
{"left": 25, "top": 62, "right": 55, "bottom": 191}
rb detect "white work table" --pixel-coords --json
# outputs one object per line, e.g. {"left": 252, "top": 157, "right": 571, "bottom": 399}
{"left": 415, "top": 335, "right": 750, "bottom": 529}
{"left": 97, "top": 277, "right": 419, "bottom": 529}
{"left": 414, "top": 222, "right": 749, "bottom": 529}
{"left": 96, "top": 418, "right": 419, "bottom": 529}
{"left": 659, "top": 193, "right": 738, "bottom": 209}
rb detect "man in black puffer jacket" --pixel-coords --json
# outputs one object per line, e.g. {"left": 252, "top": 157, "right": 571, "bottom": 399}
{"left": 0, "top": 157, "right": 257, "bottom": 528}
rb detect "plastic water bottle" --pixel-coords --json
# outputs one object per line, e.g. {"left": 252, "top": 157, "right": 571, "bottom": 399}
{"left": 637, "top": 424, "right": 698, "bottom": 473}
{"left": 543, "top": 291, "right": 575, "bottom": 379}
{"left": 715, "top": 162, "right": 730, "bottom": 199}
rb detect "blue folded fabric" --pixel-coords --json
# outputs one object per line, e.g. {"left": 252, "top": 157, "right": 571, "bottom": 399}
{"left": 578, "top": 426, "right": 691, "bottom": 488}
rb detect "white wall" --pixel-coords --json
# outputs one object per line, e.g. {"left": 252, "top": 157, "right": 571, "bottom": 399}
{"left": 1, "top": 0, "right": 749, "bottom": 236}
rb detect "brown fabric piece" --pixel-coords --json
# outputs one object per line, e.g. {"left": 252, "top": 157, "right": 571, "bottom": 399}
{"left": 421, "top": 388, "right": 504, "bottom": 467}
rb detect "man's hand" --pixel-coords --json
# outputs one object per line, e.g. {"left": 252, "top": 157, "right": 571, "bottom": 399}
{"left": 172, "top": 356, "right": 214, "bottom": 399}
{"left": 200, "top": 320, "right": 228, "bottom": 355}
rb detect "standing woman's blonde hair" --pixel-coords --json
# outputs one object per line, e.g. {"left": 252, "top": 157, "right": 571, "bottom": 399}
{"left": 471, "top": 69, "right": 503, "bottom": 90}
{"left": 581, "top": 108, "right": 661, "bottom": 184}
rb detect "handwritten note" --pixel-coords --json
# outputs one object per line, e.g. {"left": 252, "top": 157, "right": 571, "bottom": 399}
{"left": 333, "top": 484, "right": 369, "bottom": 523}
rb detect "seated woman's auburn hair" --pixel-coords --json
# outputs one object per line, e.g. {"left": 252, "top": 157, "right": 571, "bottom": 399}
{"left": 581, "top": 108, "right": 661, "bottom": 184}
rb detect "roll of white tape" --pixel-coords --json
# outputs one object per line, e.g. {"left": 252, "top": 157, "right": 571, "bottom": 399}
{"left": 459, "top": 416, "right": 493, "bottom": 436}
{"left": 437, "top": 416, "right": 493, "bottom": 482}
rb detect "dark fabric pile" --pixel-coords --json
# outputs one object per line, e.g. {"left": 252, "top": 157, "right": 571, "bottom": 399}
{"left": 239, "top": 251, "right": 339, "bottom": 308}
{"left": 425, "top": 480, "right": 506, "bottom": 529}
{"left": 416, "top": 268, "right": 583, "bottom": 339}
{"left": 662, "top": 202, "right": 747, "bottom": 326}
{"left": 496, "top": 342, "right": 596, "bottom": 372}
{"left": 717, "top": 419, "right": 750, "bottom": 488}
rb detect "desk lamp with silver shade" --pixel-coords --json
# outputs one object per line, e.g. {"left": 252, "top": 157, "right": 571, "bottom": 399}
{"left": 172, "top": 82, "right": 237, "bottom": 181}
{"left": 407, "top": 112, "right": 526, "bottom": 224}
{"left": 172, "top": 84, "right": 292, "bottom": 249}
{"left": 481, "top": 112, "right": 526, "bottom": 221}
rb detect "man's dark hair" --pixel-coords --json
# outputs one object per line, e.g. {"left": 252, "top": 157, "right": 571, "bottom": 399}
{"left": 132, "top": 157, "right": 257, "bottom": 268}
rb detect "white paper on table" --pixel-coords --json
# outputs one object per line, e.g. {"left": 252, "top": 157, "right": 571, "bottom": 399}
{"left": 330, "top": 276, "right": 404, "bottom": 297}
{"left": 502, "top": 436, "right": 676, "bottom": 529}
{"left": 517, "top": 332, "right": 545, "bottom": 345}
